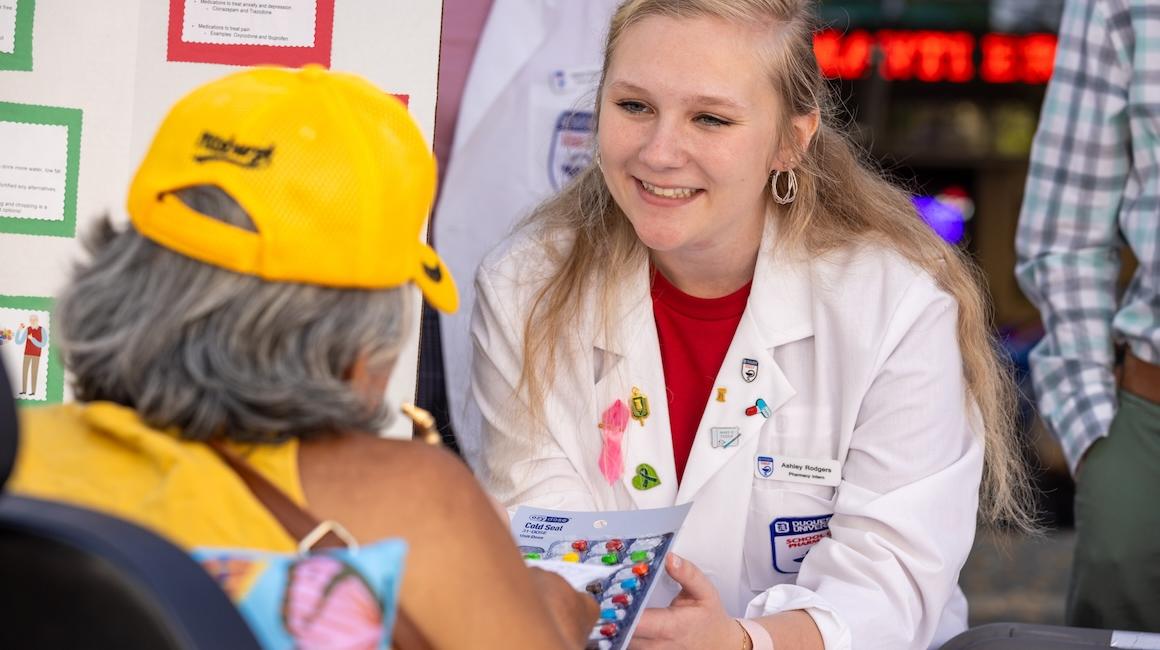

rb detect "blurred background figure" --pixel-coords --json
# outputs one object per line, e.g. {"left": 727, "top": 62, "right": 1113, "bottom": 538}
{"left": 1016, "top": 0, "right": 1160, "bottom": 633}
{"left": 422, "top": 0, "right": 622, "bottom": 460}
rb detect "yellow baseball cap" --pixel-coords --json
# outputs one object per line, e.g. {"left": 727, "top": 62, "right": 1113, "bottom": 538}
{"left": 127, "top": 65, "right": 457, "bottom": 313}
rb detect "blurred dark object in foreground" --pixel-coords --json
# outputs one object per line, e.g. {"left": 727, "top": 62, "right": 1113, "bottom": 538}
{"left": 944, "top": 621, "right": 1130, "bottom": 649}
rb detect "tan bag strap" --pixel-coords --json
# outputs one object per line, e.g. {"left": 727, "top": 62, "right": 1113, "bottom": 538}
{"left": 206, "top": 439, "right": 432, "bottom": 650}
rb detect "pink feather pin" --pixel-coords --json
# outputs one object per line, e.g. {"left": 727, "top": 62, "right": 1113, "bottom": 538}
{"left": 598, "top": 399, "right": 631, "bottom": 484}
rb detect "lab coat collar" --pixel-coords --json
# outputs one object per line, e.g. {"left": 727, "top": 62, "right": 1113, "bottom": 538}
{"left": 592, "top": 251, "right": 651, "bottom": 361}
{"left": 593, "top": 216, "right": 814, "bottom": 356}
{"left": 748, "top": 215, "right": 815, "bottom": 350}
{"left": 593, "top": 216, "right": 815, "bottom": 508}
{"left": 678, "top": 217, "right": 813, "bottom": 500}
{"left": 592, "top": 255, "right": 677, "bottom": 509}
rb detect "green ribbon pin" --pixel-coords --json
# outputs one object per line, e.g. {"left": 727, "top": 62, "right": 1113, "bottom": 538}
{"left": 632, "top": 463, "right": 661, "bottom": 490}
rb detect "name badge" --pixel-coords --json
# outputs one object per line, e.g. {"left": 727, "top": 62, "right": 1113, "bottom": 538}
{"left": 753, "top": 455, "right": 841, "bottom": 487}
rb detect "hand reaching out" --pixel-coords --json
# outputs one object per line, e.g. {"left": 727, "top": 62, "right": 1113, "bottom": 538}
{"left": 629, "top": 554, "right": 744, "bottom": 649}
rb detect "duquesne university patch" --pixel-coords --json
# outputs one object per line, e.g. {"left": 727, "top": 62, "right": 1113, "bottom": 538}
{"left": 770, "top": 514, "right": 831, "bottom": 574}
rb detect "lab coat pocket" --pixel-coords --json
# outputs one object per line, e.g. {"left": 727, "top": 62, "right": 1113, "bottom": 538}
{"left": 743, "top": 484, "right": 836, "bottom": 592}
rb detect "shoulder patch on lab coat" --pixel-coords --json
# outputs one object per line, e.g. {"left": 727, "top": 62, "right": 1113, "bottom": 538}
{"left": 548, "top": 110, "right": 594, "bottom": 190}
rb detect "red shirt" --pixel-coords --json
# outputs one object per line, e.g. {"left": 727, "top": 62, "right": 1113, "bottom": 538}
{"left": 651, "top": 270, "right": 751, "bottom": 483}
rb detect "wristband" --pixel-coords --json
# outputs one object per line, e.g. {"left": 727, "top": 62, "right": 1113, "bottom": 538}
{"left": 736, "top": 617, "right": 775, "bottom": 650}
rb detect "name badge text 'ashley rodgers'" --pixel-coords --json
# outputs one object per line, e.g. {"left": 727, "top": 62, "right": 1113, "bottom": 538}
{"left": 753, "top": 455, "right": 841, "bottom": 487}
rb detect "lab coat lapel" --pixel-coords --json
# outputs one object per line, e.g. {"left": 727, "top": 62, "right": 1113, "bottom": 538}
{"left": 451, "top": 0, "right": 548, "bottom": 153}
{"left": 675, "top": 312, "right": 794, "bottom": 503}
{"left": 676, "top": 218, "right": 815, "bottom": 504}
{"left": 592, "top": 261, "right": 678, "bottom": 509}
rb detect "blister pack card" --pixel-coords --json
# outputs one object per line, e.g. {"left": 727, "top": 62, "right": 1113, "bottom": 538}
{"left": 511, "top": 504, "right": 692, "bottom": 650}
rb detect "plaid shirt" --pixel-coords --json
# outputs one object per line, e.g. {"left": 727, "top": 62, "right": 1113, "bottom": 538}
{"left": 1016, "top": 0, "right": 1160, "bottom": 474}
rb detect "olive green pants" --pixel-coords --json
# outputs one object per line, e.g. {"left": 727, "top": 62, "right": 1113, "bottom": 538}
{"left": 1066, "top": 390, "right": 1160, "bottom": 631}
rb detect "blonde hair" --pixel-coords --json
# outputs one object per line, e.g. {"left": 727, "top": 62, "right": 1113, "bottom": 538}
{"left": 517, "top": 0, "right": 1035, "bottom": 532}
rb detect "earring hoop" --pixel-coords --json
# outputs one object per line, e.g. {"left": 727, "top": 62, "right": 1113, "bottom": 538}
{"left": 770, "top": 169, "right": 797, "bottom": 205}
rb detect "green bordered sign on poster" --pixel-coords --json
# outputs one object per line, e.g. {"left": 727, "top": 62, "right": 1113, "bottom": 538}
{"left": 0, "top": 101, "right": 82, "bottom": 237}
{"left": 0, "top": 294, "right": 63, "bottom": 405}
{"left": 0, "top": 0, "right": 35, "bottom": 71}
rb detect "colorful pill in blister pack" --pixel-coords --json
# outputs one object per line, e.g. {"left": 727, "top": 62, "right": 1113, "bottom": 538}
{"left": 579, "top": 533, "right": 673, "bottom": 650}
{"left": 520, "top": 545, "right": 545, "bottom": 560}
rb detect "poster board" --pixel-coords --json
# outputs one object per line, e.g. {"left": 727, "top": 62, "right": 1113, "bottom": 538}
{"left": 0, "top": 0, "right": 443, "bottom": 437}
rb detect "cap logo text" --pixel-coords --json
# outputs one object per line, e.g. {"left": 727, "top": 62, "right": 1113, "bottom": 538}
{"left": 194, "top": 131, "right": 274, "bottom": 169}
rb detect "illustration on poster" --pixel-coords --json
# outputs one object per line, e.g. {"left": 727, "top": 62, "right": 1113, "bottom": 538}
{"left": 0, "top": 311, "right": 49, "bottom": 400}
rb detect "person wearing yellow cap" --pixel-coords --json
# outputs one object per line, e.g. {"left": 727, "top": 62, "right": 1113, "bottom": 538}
{"left": 9, "top": 66, "right": 596, "bottom": 648}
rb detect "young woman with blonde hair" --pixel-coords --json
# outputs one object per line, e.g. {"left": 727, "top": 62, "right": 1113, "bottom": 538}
{"left": 468, "top": 0, "right": 1035, "bottom": 647}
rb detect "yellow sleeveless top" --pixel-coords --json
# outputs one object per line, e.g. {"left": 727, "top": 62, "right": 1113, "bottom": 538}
{"left": 11, "top": 402, "right": 303, "bottom": 553}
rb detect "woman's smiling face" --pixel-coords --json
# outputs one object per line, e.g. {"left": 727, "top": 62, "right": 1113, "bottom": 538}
{"left": 597, "top": 14, "right": 784, "bottom": 259}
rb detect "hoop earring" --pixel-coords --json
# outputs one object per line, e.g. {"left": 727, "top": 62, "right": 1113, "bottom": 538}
{"left": 770, "top": 169, "right": 797, "bottom": 205}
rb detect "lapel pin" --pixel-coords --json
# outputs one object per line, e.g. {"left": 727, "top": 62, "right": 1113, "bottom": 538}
{"left": 756, "top": 398, "right": 771, "bottom": 418}
{"left": 710, "top": 426, "right": 741, "bottom": 448}
{"left": 598, "top": 400, "right": 629, "bottom": 484}
{"left": 741, "top": 358, "right": 759, "bottom": 383}
{"left": 630, "top": 387, "right": 650, "bottom": 426}
{"left": 716, "top": 387, "right": 727, "bottom": 402}
{"left": 756, "top": 455, "right": 775, "bottom": 478}
{"left": 745, "top": 405, "right": 759, "bottom": 416}
{"left": 632, "top": 463, "right": 661, "bottom": 490}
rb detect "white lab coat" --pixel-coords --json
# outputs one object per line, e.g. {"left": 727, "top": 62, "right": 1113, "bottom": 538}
{"left": 468, "top": 218, "right": 984, "bottom": 650}
{"left": 434, "top": 0, "right": 621, "bottom": 456}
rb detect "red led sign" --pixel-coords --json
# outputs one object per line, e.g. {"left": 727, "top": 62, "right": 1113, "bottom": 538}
{"left": 814, "top": 30, "right": 1057, "bottom": 84}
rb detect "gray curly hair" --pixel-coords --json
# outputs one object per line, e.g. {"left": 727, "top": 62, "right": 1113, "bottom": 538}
{"left": 56, "top": 186, "right": 410, "bottom": 442}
